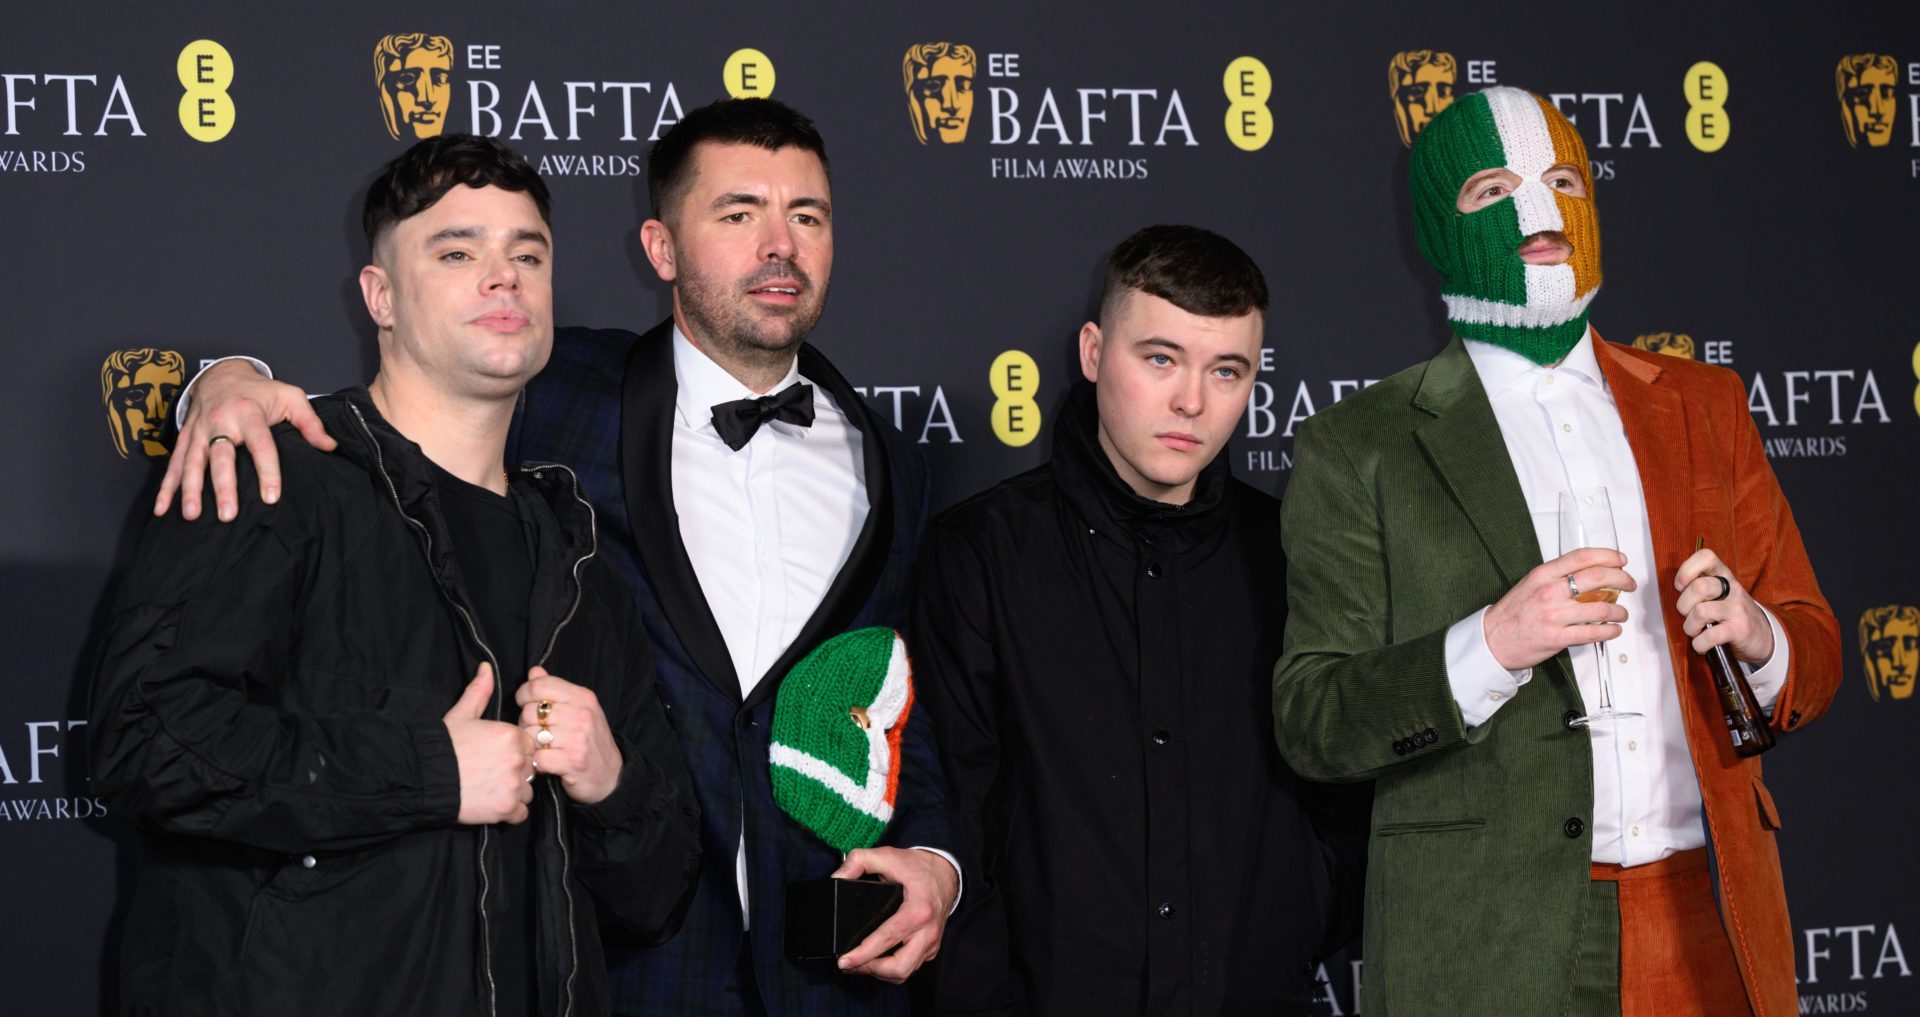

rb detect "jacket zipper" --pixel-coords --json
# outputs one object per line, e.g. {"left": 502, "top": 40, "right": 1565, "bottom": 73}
{"left": 527, "top": 461, "right": 595, "bottom": 1017}
{"left": 348, "top": 403, "right": 505, "bottom": 1017}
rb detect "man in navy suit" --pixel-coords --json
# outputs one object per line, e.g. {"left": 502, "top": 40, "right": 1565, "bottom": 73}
{"left": 158, "top": 101, "right": 961, "bottom": 1017}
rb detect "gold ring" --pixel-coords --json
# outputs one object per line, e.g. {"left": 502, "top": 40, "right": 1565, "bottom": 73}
{"left": 208, "top": 434, "right": 234, "bottom": 448}
{"left": 536, "top": 699, "right": 554, "bottom": 725}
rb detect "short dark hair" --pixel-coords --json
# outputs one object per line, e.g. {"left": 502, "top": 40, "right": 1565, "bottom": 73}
{"left": 362, "top": 133, "right": 552, "bottom": 254}
{"left": 647, "top": 98, "right": 830, "bottom": 221}
{"left": 1098, "top": 224, "right": 1269, "bottom": 325}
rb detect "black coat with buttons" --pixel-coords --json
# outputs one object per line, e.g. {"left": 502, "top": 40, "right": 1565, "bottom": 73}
{"left": 911, "top": 384, "right": 1371, "bottom": 1016}
{"left": 90, "top": 389, "right": 701, "bottom": 1017}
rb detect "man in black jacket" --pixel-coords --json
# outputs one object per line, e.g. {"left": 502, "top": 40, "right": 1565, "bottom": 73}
{"left": 90, "top": 135, "right": 700, "bottom": 1017}
{"left": 912, "top": 226, "right": 1372, "bottom": 1015}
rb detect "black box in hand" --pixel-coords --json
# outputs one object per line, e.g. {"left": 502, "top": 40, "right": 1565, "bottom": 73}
{"left": 784, "top": 876, "right": 904, "bottom": 962}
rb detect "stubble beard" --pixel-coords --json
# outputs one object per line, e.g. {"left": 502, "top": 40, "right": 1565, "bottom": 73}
{"left": 677, "top": 258, "right": 828, "bottom": 376}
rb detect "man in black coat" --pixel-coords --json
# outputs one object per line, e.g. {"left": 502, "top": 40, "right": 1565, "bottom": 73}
{"left": 90, "top": 135, "right": 700, "bottom": 1016}
{"left": 912, "top": 226, "right": 1372, "bottom": 1016}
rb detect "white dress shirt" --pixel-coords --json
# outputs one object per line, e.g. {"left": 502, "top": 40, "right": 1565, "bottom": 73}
{"left": 1443, "top": 330, "right": 1789, "bottom": 866}
{"left": 669, "top": 327, "right": 958, "bottom": 922}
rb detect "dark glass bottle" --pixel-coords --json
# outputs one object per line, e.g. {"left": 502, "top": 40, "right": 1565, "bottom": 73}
{"left": 1706, "top": 641, "right": 1775, "bottom": 757}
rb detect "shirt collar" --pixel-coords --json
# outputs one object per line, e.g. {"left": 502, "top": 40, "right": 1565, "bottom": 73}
{"left": 671, "top": 324, "right": 804, "bottom": 431}
{"left": 1462, "top": 327, "right": 1605, "bottom": 398}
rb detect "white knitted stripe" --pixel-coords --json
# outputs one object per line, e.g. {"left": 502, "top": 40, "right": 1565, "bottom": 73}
{"left": 1443, "top": 285, "right": 1598, "bottom": 329}
{"left": 859, "top": 635, "right": 912, "bottom": 784}
{"left": 1525, "top": 262, "right": 1577, "bottom": 306}
{"left": 1484, "top": 86, "right": 1562, "bottom": 236}
{"left": 770, "top": 742, "right": 897, "bottom": 824}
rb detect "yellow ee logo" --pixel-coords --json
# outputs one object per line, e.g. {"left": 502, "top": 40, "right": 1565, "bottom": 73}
{"left": 990, "top": 350, "right": 1041, "bottom": 447}
{"left": 1223, "top": 56, "right": 1272, "bottom": 152}
{"left": 177, "top": 39, "right": 234, "bottom": 142}
{"left": 1910, "top": 340, "right": 1919, "bottom": 418}
{"left": 724, "top": 48, "right": 775, "bottom": 99}
{"left": 1683, "top": 61, "right": 1729, "bottom": 153}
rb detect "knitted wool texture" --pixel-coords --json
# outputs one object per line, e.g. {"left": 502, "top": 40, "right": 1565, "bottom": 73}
{"left": 1411, "top": 85, "right": 1602, "bottom": 363}
{"left": 768, "top": 628, "right": 915, "bottom": 855}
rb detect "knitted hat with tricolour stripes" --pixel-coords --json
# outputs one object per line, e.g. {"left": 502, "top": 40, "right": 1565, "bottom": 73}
{"left": 769, "top": 628, "right": 915, "bottom": 855}
{"left": 1411, "top": 85, "right": 1602, "bottom": 364}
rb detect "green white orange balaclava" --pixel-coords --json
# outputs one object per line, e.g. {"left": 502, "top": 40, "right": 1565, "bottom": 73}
{"left": 1410, "top": 85, "right": 1602, "bottom": 364}
{"left": 769, "top": 628, "right": 915, "bottom": 854}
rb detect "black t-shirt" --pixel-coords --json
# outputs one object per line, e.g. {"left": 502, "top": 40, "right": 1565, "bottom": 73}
{"left": 435, "top": 466, "right": 539, "bottom": 1014}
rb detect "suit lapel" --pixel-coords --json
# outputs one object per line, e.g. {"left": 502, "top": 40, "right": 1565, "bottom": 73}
{"left": 1592, "top": 332, "right": 1697, "bottom": 679}
{"left": 1412, "top": 338, "right": 1544, "bottom": 590}
{"left": 740, "top": 343, "right": 896, "bottom": 714}
{"left": 620, "top": 320, "right": 744, "bottom": 701}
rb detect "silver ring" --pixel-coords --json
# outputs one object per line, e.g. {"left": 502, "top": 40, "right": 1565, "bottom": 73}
{"left": 524, "top": 772, "right": 534, "bottom": 784}
{"left": 208, "top": 434, "right": 234, "bottom": 448}
{"left": 1712, "top": 575, "right": 1731, "bottom": 602}
{"left": 1567, "top": 575, "right": 1581, "bottom": 599}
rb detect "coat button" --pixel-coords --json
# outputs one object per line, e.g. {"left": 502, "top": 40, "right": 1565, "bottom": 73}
{"left": 1422, "top": 728, "right": 1437, "bottom": 745}
{"left": 1563, "top": 709, "right": 1582, "bottom": 731}
{"left": 1145, "top": 563, "right": 1161, "bottom": 579}
{"left": 1563, "top": 817, "right": 1585, "bottom": 839}
{"left": 1151, "top": 729, "right": 1170, "bottom": 746}
{"left": 1157, "top": 902, "right": 1175, "bottom": 919}
{"left": 1392, "top": 740, "right": 1408, "bottom": 755}
{"left": 301, "top": 854, "right": 316, "bottom": 869}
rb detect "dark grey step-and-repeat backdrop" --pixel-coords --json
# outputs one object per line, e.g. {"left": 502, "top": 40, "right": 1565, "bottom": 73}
{"left": 6, "top": 2, "right": 1916, "bottom": 1013}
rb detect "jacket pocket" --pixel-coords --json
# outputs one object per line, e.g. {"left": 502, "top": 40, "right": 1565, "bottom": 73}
{"left": 1374, "top": 818, "right": 1486, "bottom": 836}
{"left": 1753, "top": 777, "right": 1783, "bottom": 831}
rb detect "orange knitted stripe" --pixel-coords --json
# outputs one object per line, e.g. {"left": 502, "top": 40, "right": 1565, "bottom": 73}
{"left": 1538, "top": 94, "right": 1603, "bottom": 298}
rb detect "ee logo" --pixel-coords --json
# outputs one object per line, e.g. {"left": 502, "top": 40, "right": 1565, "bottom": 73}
{"left": 1911, "top": 340, "right": 1919, "bottom": 418}
{"left": 177, "top": 39, "right": 234, "bottom": 142}
{"left": 1223, "top": 56, "right": 1272, "bottom": 152}
{"left": 724, "top": 48, "right": 775, "bottom": 99}
{"left": 1684, "top": 61, "right": 1729, "bottom": 153}
{"left": 990, "top": 350, "right": 1041, "bottom": 447}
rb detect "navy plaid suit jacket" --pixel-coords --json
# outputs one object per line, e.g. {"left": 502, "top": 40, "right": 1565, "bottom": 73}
{"left": 511, "top": 322, "right": 953, "bottom": 1017}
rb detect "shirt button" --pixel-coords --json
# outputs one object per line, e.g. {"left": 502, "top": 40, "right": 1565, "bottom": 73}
{"left": 1157, "top": 902, "right": 1175, "bottom": 920}
{"left": 301, "top": 855, "right": 317, "bottom": 869}
{"left": 1544, "top": 374, "right": 1556, "bottom": 385}
{"left": 1563, "top": 422, "right": 1574, "bottom": 433}
{"left": 1631, "top": 826, "right": 1641, "bottom": 837}
{"left": 1151, "top": 729, "right": 1170, "bottom": 746}
{"left": 1563, "top": 817, "right": 1585, "bottom": 839}
{"left": 1489, "top": 691, "right": 1503, "bottom": 701}
{"left": 1628, "top": 740, "right": 1638, "bottom": 751}
{"left": 1618, "top": 653, "right": 1628, "bottom": 664}
{"left": 1145, "top": 563, "right": 1161, "bottom": 579}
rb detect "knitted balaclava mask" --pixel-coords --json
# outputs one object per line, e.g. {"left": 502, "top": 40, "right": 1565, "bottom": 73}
{"left": 769, "top": 628, "right": 915, "bottom": 854}
{"left": 1410, "top": 85, "right": 1602, "bottom": 364}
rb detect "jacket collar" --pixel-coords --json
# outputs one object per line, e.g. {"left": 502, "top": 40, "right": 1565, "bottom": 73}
{"left": 618, "top": 320, "right": 896, "bottom": 709}
{"left": 1050, "top": 382, "right": 1230, "bottom": 553}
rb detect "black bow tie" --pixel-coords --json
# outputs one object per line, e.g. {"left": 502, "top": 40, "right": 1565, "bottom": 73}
{"left": 710, "top": 383, "right": 815, "bottom": 451}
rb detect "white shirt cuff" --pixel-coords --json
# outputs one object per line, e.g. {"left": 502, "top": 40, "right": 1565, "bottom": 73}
{"left": 1445, "top": 607, "right": 1531, "bottom": 728}
{"left": 1744, "top": 605, "right": 1792, "bottom": 711}
{"left": 173, "top": 355, "right": 274, "bottom": 428}
{"left": 909, "top": 846, "right": 963, "bottom": 914}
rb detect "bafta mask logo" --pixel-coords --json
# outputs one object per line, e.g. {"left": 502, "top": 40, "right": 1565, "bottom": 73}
{"left": 1390, "top": 50, "right": 1457, "bottom": 148}
{"left": 375, "top": 33, "right": 454, "bottom": 140}
{"left": 101, "top": 349, "right": 186, "bottom": 459}
{"left": 1633, "top": 332, "right": 1697, "bottom": 359}
{"left": 903, "top": 42, "right": 978, "bottom": 144}
{"left": 1835, "top": 53, "right": 1898, "bottom": 149}
{"left": 1861, "top": 605, "right": 1919, "bottom": 702}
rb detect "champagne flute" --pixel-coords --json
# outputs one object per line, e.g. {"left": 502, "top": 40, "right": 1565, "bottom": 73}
{"left": 1559, "top": 487, "right": 1642, "bottom": 726}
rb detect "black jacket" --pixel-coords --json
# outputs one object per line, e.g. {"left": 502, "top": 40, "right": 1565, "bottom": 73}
{"left": 912, "top": 384, "right": 1371, "bottom": 1016}
{"left": 90, "top": 388, "right": 701, "bottom": 1017}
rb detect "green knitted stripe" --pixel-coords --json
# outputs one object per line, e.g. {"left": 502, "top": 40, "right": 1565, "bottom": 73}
{"left": 1446, "top": 193, "right": 1529, "bottom": 307}
{"left": 1453, "top": 312, "right": 1590, "bottom": 364}
{"left": 769, "top": 627, "right": 895, "bottom": 786}
{"left": 1411, "top": 90, "right": 1508, "bottom": 284}
{"left": 769, "top": 747, "right": 889, "bottom": 852}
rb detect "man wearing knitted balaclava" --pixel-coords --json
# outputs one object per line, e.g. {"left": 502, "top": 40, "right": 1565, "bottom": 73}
{"left": 1274, "top": 85, "right": 1841, "bottom": 1017}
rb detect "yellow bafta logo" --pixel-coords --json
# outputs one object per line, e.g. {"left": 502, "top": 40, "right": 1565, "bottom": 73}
{"left": 1390, "top": 50, "right": 1456, "bottom": 148}
{"left": 1860, "top": 605, "right": 1919, "bottom": 701}
{"left": 101, "top": 349, "right": 186, "bottom": 459}
{"left": 1835, "top": 53, "right": 1898, "bottom": 148}
{"left": 903, "top": 42, "right": 977, "bottom": 144}
{"left": 375, "top": 33, "right": 454, "bottom": 140}
{"left": 1632, "top": 332, "right": 1697, "bottom": 359}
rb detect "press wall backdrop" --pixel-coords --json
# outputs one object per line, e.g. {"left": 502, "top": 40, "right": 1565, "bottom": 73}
{"left": 6, "top": 2, "right": 1918, "bottom": 1013}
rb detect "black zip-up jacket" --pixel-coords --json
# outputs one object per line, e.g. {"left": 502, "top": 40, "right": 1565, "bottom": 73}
{"left": 913, "top": 383, "right": 1372, "bottom": 1015}
{"left": 90, "top": 388, "right": 701, "bottom": 1017}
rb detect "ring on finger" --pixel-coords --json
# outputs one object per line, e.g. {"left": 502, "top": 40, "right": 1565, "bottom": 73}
{"left": 208, "top": 434, "right": 234, "bottom": 448}
{"left": 1566, "top": 575, "right": 1582, "bottom": 599}
{"left": 536, "top": 699, "right": 554, "bottom": 725}
{"left": 535, "top": 727, "right": 556, "bottom": 748}
{"left": 1711, "top": 575, "right": 1731, "bottom": 602}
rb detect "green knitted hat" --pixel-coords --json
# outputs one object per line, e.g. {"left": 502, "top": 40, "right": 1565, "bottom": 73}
{"left": 1410, "top": 85, "right": 1603, "bottom": 363}
{"left": 769, "top": 628, "right": 916, "bottom": 854}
